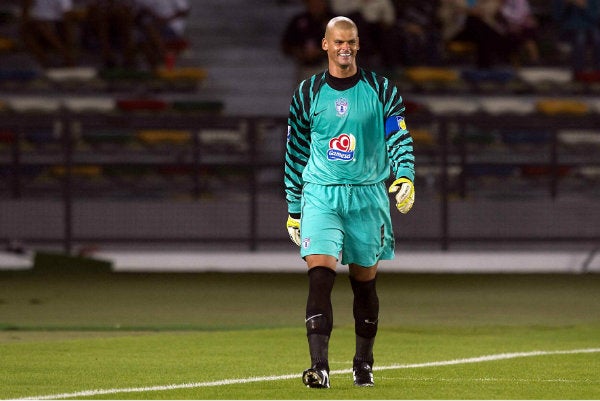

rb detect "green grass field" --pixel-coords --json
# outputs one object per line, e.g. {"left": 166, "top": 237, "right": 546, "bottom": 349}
{"left": 1, "top": 270, "right": 599, "bottom": 399}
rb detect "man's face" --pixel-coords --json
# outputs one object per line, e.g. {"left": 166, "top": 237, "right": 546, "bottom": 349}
{"left": 322, "top": 27, "right": 359, "bottom": 70}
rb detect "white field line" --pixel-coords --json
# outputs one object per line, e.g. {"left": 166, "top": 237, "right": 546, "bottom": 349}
{"left": 11, "top": 348, "right": 600, "bottom": 400}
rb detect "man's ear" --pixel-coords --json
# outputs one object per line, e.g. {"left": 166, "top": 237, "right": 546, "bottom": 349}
{"left": 322, "top": 37, "right": 328, "bottom": 51}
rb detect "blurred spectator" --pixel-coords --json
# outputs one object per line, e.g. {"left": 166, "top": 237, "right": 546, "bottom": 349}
{"left": 135, "top": 0, "right": 189, "bottom": 44}
{"left": 553, "top": 0, "right": 600, "bottom": 77}
{"left": 396, "top": 0, "right": 443, "bottom": 66}
{"left": 281, "top": 0, "right": 334, "bottom": 83}
{"left": 20, "top": 0, "right": 77, "bottom": 68}
{"left": 439, "top": 0, "right": 511, "bottom": 69}
{"left": 500, "top": 0, "right": 540, "bottom": 64}
{"left": 330, "top": 0, "right": 397, "bottom": 69}
{"left": 84, "top": 0, "right": 136, "bottom": 69}
{"left": 133, "top": 0, "right": 191, "bottom": 70}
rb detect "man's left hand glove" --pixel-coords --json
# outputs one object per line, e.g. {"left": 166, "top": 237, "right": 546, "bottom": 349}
{"left": 388, "top": 178, "right": 415, "bottom": 214}
{"left": 286, "top": 214, "right": 301, "bottom": 246}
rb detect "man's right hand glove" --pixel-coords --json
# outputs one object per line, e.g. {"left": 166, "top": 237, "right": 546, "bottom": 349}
{"left": 286, "top": 214, "right": 301, "bottom": 246}
{"left": 388, "top": 177, "right": 415, "bottom": 214}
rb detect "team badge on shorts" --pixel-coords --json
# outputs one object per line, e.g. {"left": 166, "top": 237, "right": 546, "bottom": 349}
{"left": 335, "top": 98, "right": 348, "bottom": 117}
{"left": 302, "top": 237, "right": 310, "bottom": 249}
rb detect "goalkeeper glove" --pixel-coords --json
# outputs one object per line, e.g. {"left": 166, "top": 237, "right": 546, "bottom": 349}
{"left": 286, "top": 214, "right": 301, "bottom": 246}
{"left": 388, "top": 177, "right": 415, "bottom": 214}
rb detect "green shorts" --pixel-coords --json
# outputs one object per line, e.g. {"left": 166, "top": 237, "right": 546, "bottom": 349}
{"left": 300, "top": 182, "right": 395, "bottom": 266}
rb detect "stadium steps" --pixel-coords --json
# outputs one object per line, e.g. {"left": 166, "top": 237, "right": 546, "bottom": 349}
{"left": 180, "top": 0, "right": 301, "bottom": 115}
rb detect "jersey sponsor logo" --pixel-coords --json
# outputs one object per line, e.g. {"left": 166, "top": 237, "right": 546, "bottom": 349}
{"left": 327, "top": 133, "right": 356, "bottom": 161}
{"left": 335, "top": 97, "right": 348, "bottom": 117}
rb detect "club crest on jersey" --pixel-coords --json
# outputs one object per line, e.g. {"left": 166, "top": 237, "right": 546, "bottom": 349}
{"left": 335, "top": 98, "right": 348, "bottom": 116}
{"left": 327, "top": 133, "right": 355, "bottom": 161}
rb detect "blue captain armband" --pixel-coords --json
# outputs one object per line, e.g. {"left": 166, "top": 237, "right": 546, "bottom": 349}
{"left": 385, "top": 116, "right": 407, "bottom": 138}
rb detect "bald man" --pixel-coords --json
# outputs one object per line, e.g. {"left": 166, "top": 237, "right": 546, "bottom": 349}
{"left": 284, "top": 16, "right": 416, "bottom": 388}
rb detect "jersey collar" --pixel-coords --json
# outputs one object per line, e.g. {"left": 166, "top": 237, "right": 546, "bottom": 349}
{"left": 326, "top": 69, "right": 361, "bottom": 91}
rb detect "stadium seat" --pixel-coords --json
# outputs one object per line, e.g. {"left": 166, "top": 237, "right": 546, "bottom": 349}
{"left": 465, "top": 164, "right": 517, "bottom": 177}
{"left": 573, "top": 71, "right": 600, "bottom": 83}
{"left": 99, "top": 68, "right": 153, "bottom": 82}
{"left": 116, "top": 99, "right": 168, "bottom": 112}
{"left": 50, "top": 165, "right": 103, "bottom": 177}
{"left": 517, "top": 67, "right": 572, "bottom": 85}
{"left": 410, "top": 129, "right": 436, "bottom": 146}
{"left": 404, "top": 67, "right": 459, "bottom": 84}
{"left": 104, "top": 165, "right": 153, "bottom": 178}
{"left": 24, "top": 131, "right": 60, "bottom": 145}
{"left": 171, "top": 100, "right": 224, "bottom": 113}
{"left": 480, "top": 97, "right": 535, "bottom": 115}
{"left": 81, "top": 130, "right": 135, "bottom": 146}
{"left": 136, "top": 130, "right": 192, "bottom": 145}
{"left": 578, "top": 166, "right": 600, "bottom": 180}
{"left": 403, "top": 100, "right": 429, "bottom": 114}
{"left": 8, "top": 98, "right": 61, "bottom": 113}
{"left": 63, "top": 97, "right": 116, "bottom": 113}
{"left": 535, "top": 99, "right": 590, "bottom": 115}
{"left": 158, "top": 165, "right": 194, "bottom": 176}
{"left": 453, "top": 129, "right": 497, "bottom": 145}
{"left": 446, "top": 40, "right": 476, "bottom": 55}
{"left": 500, "top": 129, "right": 552, "bottom": 145}
{"left": 425, "top": 97, "right": 480, "bottom": 114}
{"left": 0, "top": 130, "right": 15, "bottom": 144}
{"left": 557, "top": 129, "right": 600, "bottom": 147}
{"left": 520, "top": 164, "right": 571, "bottom": 177}
{"left": 461, "top": 69, "right": 516, "bottom": 84}
{"left": 0, "top": 37, "right": 16, "bottom": 52}
{"left": 18, "top": 165, "right": 44, "bottom": 179}
{"left": 45, "top": 67, "right": 98, "bottom": 83}
{"left": 155, "top": 67, "right": 208, "bottom": 82}
{"left": 0, "top": 69, "right": 39, "bottom": 83}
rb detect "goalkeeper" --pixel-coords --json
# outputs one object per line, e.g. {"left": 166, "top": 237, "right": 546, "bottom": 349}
{"left": 284, "top": 16, "right": 415, "bottom": 389}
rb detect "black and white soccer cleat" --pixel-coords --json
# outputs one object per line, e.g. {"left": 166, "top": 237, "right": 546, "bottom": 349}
{"left": 302, "top": 366, "right": 330, "bottom": 388}
{"left": 353, "top": 360, "right": 374, "bottom": 387}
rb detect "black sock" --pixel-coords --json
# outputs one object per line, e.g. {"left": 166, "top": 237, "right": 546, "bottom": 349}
{"left": 350, "top": 276, "right": 378, "bottom": 364}
{"left": 307, "top": 334, "right": 330, "bottom": 371}
{"left": 305, "top": 266, "right": 336, "bottom": 370}
{"left": 354, "top": 335, "right": 375, "bottom": 366}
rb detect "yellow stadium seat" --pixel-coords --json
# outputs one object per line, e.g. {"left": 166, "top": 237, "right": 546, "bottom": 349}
{"left": 155, "top": 67, "right": 208, "bottom": 81}
{"left": 411, "top": 129, "right": 436, "bottom": 146}
{"left": 0, "top": 37, "right": 16, "bottom": 51}
{"left": 136, "top": 130, "right": 192, "bottom": 145}
{"left": 536, "top": 99, "right": 590, "bottom": 115}
{"left": 404, "top": 67, "right": 459, "bottom": 83}
{"left": 447, "top": 40, "right": 476, "bottom": 55}
{"left": 50, "top": 165, "right": 103, "bottom": 177}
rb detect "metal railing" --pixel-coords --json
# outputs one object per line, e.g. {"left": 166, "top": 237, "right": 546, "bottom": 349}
{"left": 1, "top": 110, "right": 599, "bottom": 252}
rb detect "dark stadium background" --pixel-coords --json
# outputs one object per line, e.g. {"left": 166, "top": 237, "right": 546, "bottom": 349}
{"left": 0, "top": 0, "right": 598, "bottom": 274}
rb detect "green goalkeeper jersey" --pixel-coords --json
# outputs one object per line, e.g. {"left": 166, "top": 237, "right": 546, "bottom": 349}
{"left": 284, "top": 69, "right": 415, "bottom": 214}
